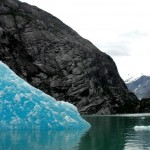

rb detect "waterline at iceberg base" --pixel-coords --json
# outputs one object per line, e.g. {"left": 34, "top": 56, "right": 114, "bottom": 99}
{"left": 0, "top": 61, "right": 90, "bottom": 130}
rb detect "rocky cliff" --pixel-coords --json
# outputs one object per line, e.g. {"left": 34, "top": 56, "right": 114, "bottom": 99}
{"left": 140, "top": 98, "right": 150, "bottom": 113}
{"left": 0, "top": 0, "right": 139, "bottom": 114}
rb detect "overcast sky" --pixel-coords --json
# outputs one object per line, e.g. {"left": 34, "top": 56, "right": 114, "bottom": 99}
{"left": 20, "top": 0, "right": 150, "bottom": 80}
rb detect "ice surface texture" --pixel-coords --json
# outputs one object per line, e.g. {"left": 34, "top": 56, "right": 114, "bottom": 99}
{"left": 0, "top": 61, "right": 90, "bottom": 130}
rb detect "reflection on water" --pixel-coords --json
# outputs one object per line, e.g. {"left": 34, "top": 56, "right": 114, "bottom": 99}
{"left": 125, "top": 126, "right": 150, "bottom": 149}
{"left": 80, "top": 114, "right": 150, "bottom": 150}
{"left": 0, "top": 128, "right": 89, "bottom": 150}
{"left": 124, "top": 114, "right": 150, "bottom": 150}
{"left": 79, "top": 116, "right": 127, "bottom": 150}
{"left": 1, "top": 114, "right": 150, "bottom": 150}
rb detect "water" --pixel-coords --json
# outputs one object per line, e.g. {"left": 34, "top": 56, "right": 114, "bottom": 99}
{"left": 80, "top": 114, "right": 150, "bottom": 150}
{"left": 1, "top": 113, "right": 150, "bottom": 150}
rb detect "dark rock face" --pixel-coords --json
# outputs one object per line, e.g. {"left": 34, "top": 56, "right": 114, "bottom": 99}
{"left": 126, "top": 75, "right": 150, "bottom": 99}
{"left": 0, "top": 0, "right": 139, "bottom": 114}
{"left": 140, "top": 98, "right": 150, "bottom": 113}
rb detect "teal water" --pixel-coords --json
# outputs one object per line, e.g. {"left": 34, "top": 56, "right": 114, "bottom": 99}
{"left": 1, "top": 113, "right": 150, "bottom": 150}
{"left": 81, "top": 114, "right": 150, "bottom": 150}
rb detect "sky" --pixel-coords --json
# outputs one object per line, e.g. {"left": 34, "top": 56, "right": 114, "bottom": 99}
{"left": 20, "top": 0, "right": 150, "bottom": 80}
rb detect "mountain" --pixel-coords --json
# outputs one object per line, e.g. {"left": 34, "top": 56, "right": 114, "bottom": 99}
{"left": 0, "top": 0, "right": 139, "bottom": 114}
{"left": 125, "top": 74, "right": 143, "bottom": 84}
{"left": 125, "top": 75, "right": 150, "bottom": 99}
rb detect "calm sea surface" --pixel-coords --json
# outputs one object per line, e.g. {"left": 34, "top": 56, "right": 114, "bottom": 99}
{"left": 1, "top": 113, "right": 150, "bottom": 150}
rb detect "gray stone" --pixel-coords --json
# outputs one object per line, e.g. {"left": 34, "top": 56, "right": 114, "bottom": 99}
{"left": 0, "top": 0, "right": 139, "bottom": 114}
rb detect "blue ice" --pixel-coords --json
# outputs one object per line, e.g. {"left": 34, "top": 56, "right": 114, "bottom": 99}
{"left": 0, "top": 61, "right": 90, "bottom": 130}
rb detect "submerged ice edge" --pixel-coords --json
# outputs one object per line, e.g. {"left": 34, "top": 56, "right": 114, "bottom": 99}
{"left": 0, "top": 61, "right": 91, "bottom": 130}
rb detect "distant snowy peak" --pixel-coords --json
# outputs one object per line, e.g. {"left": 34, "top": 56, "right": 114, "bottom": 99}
{"left": 125, "top": 74, "right": 150, "bottom": 84}
{"left": 125, "top": 76, "right": 141, "bottom": 84}
{"left": 125, "top": 74, "right": 150, "bottom": 99}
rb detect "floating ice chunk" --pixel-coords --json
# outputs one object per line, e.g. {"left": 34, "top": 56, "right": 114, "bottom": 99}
{"left": 0, "top": 61, "right": 90, "bottom": 130}
{"left": 134, "top": 126, "right": 150, "bottom": 131}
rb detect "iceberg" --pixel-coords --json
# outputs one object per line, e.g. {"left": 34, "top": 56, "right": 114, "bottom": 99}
{"left": 134, "top": 125, "right": 150, "bottom": 131}
{"left": 0, "top": 61, "right": 90, "bottom": 130}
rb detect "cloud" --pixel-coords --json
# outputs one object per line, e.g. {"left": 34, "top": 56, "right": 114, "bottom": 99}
{"left": 97, "top": 30, "right": 149, "bottom": 57}
{"left": 120, "top": 30, "right": 148, "bottom": 39}
{"left": 97, "top": 41, "right": 130, "bottom": 57}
